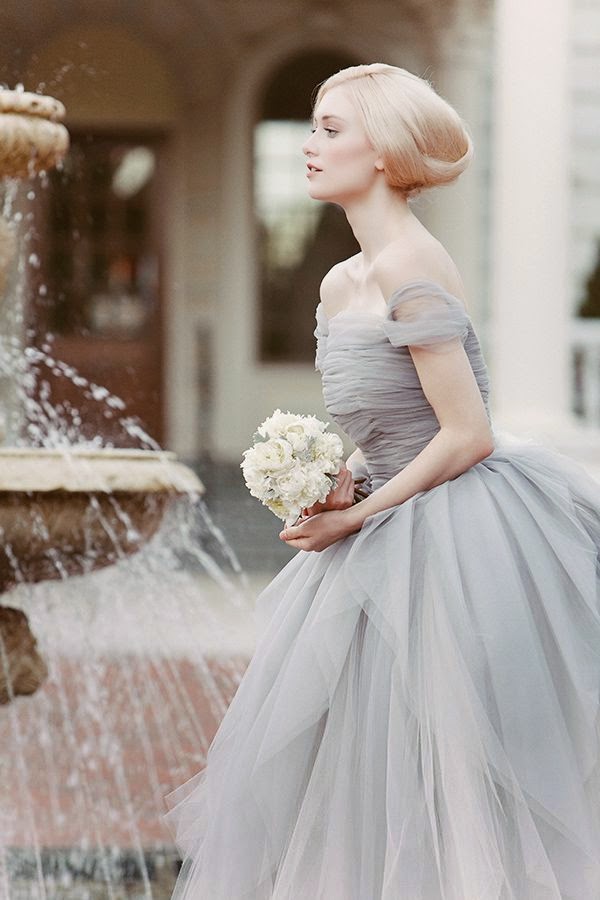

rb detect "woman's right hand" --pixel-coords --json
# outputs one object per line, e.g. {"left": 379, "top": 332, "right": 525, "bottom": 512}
{"left": 301, "top": 464, "right": 356, "bottom": 517}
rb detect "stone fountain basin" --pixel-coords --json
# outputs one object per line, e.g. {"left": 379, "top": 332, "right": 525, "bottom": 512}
{"left": 0, "top": 447, "right": 204, "bottom": 589}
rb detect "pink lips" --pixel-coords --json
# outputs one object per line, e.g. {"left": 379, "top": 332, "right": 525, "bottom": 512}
{"left": 306, "top": 164, "right": 322, "bottom": 177}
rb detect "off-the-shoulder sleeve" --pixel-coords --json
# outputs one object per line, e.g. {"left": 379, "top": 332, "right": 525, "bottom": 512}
{"left": 314, "top": 302, "right": 329, "bottom": 372}
{"left": 381, "top": 280, "right": 470, "bottom": 352}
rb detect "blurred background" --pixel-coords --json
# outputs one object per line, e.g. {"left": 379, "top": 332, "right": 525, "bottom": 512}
{"left": 1, "top": 0, "right": 600, "bottom": 895}
{"left": 3, "top": 0, "right": 599, "bottom": 568}
{"left": 2, "top": 0, "right": 598, "bottom": 468}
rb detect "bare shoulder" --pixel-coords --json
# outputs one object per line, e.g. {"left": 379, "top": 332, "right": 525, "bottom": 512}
{"left": 371, "top": 236, "right": 468, "bottom": 310}
{"left": 319, "top": 253, "right": 361, "bottom": 317}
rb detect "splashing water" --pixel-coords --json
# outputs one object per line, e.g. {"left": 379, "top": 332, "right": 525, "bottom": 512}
{"left": 0, "top": 153, "right": 259, "bottom": 899}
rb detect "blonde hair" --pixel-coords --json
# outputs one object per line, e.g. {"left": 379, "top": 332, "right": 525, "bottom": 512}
{"left": 313, "top": 63, "right": 474, "bottom": 198}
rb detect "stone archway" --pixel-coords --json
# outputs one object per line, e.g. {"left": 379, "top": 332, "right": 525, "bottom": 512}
{"left": 213, "top": 26, "right": 441, "bottom": 460}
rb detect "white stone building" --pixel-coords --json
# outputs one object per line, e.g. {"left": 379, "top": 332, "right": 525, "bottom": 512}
{"left": 0, "top": 0, "right": 599, "bottom": 465}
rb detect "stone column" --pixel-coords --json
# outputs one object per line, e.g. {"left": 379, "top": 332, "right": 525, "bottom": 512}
{"left": 489, "top": 0, "right": 572, "bottom": 436}
{"left": 425, "top": 6, "right": 493, "bottom": 329}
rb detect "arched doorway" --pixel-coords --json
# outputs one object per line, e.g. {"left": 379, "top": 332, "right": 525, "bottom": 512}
{"left": 214, "top": 45, "right": 364, "bottom": 460}
{"left": 254, "top": 50, "right": 359, "bottom": 364}
{"left": 26, "top": 25, "right": 181, "bottom": 447}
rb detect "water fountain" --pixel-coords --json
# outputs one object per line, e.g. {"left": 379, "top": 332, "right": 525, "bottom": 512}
{"left": 0, "top": 88, "right": 205, "bottom": 708}
{"left": 0, "top": 88, "right": 254, "bottom": 898}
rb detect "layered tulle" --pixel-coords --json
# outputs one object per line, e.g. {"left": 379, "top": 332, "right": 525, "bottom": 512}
{"left": 164, "top": 280, "right": 600, "bottom": 898}
{"left": 164, "top": 434, "right": 600, "bottom": 899}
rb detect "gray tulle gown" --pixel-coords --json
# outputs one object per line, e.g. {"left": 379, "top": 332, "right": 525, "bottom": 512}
{"left": 164, "top": 280, "right": 600, "bottom": 899}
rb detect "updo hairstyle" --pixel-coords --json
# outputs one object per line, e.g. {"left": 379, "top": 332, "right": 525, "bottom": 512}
{"left": 313, "top": 63, "right": 474, "bottom": 198}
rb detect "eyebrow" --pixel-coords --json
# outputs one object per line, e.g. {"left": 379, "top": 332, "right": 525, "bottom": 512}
{"left": 311, "top": 114, "right": 347, "bottom": 126}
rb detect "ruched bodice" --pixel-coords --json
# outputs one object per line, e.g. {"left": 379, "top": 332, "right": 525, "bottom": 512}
{"left": 314, "top": 279, "right": 491, "bottom": 489}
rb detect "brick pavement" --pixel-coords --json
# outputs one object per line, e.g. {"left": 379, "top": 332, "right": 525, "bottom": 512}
{"left": 1, "top": 460, "right": 294, "bottom": 897}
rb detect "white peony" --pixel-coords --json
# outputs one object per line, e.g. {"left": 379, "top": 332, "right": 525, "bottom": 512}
{"left": 241, "top": 410, "right": 344, "bottom": 521}
{"left": 304, "top": 463, "right": 334, "bottom": 503}
{"left": 241, "top": 465, "right": 268, "bottom": 497}
{"left": 257, "top": 409, "right": 328, "bottom": 441}
{"left": 257, "top": 409, "right": 301, "bottom": 439}
{"left": 265, "top": 497, "right": 294, "bottom": 519}
{"left": 242, "top": 437, "right": 294, "bottom": 473}
{"left": 281, "top": 424, "right": 310, "bottom": 455}
{"left": 313, "top": 431, "right": 343, "bottom": 464}
{"left": 277, "top": 465, "right": 308, "bottom": 502}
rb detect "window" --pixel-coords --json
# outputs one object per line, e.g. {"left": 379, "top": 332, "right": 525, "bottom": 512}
{"left": 254, "top": 51, "right": 359, "bottom": 363}
{"left": 28, "top": 131, "right": 166, "bottom": 443}
{"left": 39, "top": 133, "right": 161, "bottom": 340}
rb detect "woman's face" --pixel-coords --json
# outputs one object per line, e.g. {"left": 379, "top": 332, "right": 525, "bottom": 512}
{"left": 302, "top": 83, "right": 383, "bottom": 205}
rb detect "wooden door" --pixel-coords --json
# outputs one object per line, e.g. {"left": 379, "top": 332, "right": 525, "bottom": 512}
{"left": 31, "top": 130, "right": 166, "bottom": 447}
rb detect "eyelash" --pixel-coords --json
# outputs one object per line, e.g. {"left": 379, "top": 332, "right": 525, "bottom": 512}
{"left": 310, "top": 127, "right": 338, "bottom": 137}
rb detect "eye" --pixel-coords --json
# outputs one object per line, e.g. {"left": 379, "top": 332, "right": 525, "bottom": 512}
{"left": 324, "top": 128, "right": 338, "bottom": 137}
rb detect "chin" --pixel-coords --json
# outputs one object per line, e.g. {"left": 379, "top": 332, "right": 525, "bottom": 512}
{"left": 306, "top": 184, "right": 342, "bottom": 204}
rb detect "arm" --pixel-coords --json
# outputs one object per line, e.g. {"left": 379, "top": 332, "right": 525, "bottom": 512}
{"left": 344, "top": 339, "right": 494, "bottom": 530}
{"left": 346, "top": 255, "right": 493, "bottom": 525}
{"left": 281, "top": 341, "right": 494, "bottom": 550}
{"left": 281, "top": 275, "right": 494, "bottom": 551}
{"left": 281, "top": 253, "right": 494, "bottom": 549}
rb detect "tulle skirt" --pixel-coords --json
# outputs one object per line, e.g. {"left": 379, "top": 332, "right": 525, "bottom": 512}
{"left": 163, "top": 434, "right": 600, "bottom": 899}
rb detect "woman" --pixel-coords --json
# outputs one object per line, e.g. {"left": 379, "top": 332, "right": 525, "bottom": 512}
{"left": 165, "top": 64, "right": 600, "bottom": 899}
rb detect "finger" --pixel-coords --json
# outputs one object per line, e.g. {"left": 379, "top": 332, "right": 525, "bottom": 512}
{"left": 283, "top": 538, "right": 309, "bottom": 549}
{"left": 332, "top": 471, "right": 351, "bottom": 494}
{"left": 332, "top": 464, "right": 346, "bottom": 483}
{"left": 279, "top": 523, "right": 306, "bottom": 540}
{"left": 279, "top": 530, "right": 309, "bottom": 548}
{"left": 340, "top": 472, "right": 354, "bottom": 492}
{"left": 336, "top": 478, "right": 352, "bottom": 496}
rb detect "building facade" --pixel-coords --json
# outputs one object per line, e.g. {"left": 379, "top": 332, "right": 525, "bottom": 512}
{"left": 1, "top": 0, "right": 599, "bottom": 464}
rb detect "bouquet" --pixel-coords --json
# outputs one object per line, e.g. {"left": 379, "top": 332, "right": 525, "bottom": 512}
{"left": 240, "top": 409, "right": 345, "bottom": 525}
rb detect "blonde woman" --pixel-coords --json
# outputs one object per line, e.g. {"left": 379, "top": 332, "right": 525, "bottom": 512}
{"left": 165, "top": 64, "right": 600, "bottom": 899}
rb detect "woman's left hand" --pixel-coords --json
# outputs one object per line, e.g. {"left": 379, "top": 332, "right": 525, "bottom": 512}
{"left": 279, "top": 508, "right": 359, "bottom": 552}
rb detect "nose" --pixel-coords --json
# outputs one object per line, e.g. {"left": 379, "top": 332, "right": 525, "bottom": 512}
{"left": 302, "top": 131, "right": 317, "bottom": 157}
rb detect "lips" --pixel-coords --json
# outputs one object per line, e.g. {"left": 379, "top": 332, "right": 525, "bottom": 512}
{"left": 307, "top": 163, "right": 322, "bottom": 173}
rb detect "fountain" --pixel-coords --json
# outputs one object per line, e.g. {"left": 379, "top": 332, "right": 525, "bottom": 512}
{"left": 0, "top": 88, "right": 253, "bottom": 898}
{"left": 0, "top": 88, "right": 205, "bottom": 705}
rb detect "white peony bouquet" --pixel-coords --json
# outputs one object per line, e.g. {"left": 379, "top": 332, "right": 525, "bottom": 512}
{"left": 241, "top": 409, "right": 345, "bottom": 525}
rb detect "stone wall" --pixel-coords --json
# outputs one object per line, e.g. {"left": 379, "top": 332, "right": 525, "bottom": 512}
{"left": 571, "top": 0, "right": 600, "bottom": 309}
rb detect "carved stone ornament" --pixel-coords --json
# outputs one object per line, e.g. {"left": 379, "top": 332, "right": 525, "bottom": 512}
{"left": 0, "top": 606, "right": 48, "bottom": 705}
{"left": 0, "top": 88, "right": 69, "bottom": 179}
{"left": 0, "top": 91, "right": 204, "bottom": 704}
{"left": 0, "top": 89, "right": 70, "bottom": 302}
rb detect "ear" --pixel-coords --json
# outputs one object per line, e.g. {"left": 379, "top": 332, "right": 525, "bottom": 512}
{"left": 374, "top": 157, "right": 385, "bottom": 172}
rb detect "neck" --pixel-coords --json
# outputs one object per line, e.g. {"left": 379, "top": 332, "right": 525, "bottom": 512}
{"left": 342, "top": 183, "right": 417, "bottom": 265}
